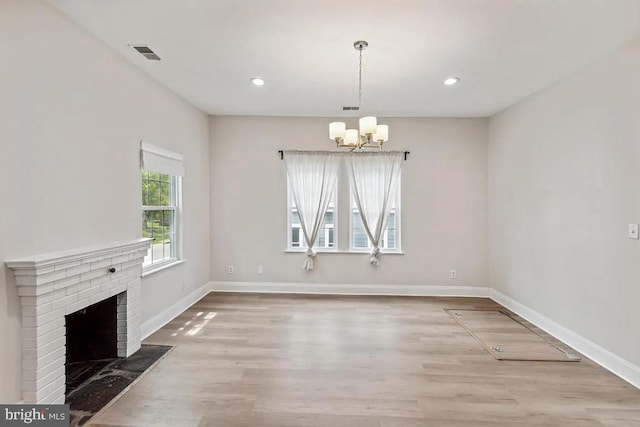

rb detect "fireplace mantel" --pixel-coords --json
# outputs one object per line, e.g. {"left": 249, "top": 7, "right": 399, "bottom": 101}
{"left": 6, "top": 238, "right": 152, "bottom": 404}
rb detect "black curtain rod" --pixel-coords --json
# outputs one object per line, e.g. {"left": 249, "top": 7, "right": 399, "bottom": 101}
{"left": 278, "top": 150, "right": 410, "bottom": 161}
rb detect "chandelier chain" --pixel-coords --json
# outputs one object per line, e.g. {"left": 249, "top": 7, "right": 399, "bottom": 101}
{"left": 358, "top": 47, "right": 363, "bottom": 110}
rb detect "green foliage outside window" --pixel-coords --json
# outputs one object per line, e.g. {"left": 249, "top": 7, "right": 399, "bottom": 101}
{"left": 142, "top": 171, "right": 175, "bottom": 245}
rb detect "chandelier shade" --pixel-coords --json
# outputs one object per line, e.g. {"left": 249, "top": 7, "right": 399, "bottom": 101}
{"left": 329, "top": 122, "right": 346, "bottom": 140}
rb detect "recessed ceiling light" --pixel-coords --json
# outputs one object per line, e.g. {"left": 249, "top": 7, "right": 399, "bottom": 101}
{"left": 250, "top": 77, "right": 265, "bottom": 86}
{"left": 444, "top": 77, "right": 460, "bottom": 86}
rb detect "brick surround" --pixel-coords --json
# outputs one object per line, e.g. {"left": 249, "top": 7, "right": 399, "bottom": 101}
{"left": 6, "top": 238, "right": 152, "bottom": 404}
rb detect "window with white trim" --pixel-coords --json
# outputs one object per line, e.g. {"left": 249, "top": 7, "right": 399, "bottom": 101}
{"left": 140, "top": 141, "right": 184, "bottom": 271}
{"left": 142, "top": 171, "right": 180, "bottom": 267}
{"left": 284, "top": 160, "right": 402, "bottom": 254}
{"left": 287, "top": 181, "right": 337, "bottom": 250}
{"left": 350, "top": 176, "right": 401, "bottom": 252}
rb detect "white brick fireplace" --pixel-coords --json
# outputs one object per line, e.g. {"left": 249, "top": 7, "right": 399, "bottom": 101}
{"left": 5, "top": 238, "right": 152, "bottom": 404}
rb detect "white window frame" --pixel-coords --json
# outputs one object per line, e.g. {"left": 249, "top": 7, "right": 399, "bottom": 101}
{"left": 142, "top": 171, "right": 183, "bottom": 274}
{"left": 349, "top": 175, "right": 402, "bottom": 253}
{"left": 286, "top": 179, "right": 338, "bottom": 252}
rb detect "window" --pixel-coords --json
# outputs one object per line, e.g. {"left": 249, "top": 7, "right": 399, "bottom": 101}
{"left": 283, "top": 155, "right": 402, "bottom": 254}
{"left": 142, "top": 170, "right": 180, "bottom": 268}
{"left": 350, "top": 177, "right": 401, "bottom": 252}
{"left": 287, "top": 181, "right": 336, "bottom": 250}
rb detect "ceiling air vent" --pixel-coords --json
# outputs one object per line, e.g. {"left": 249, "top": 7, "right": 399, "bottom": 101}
{"left": 132, "top": 45, "right": 161, "bottom": 61}
{"left": 342, "top": 106, "right": 359, "bottom": 111}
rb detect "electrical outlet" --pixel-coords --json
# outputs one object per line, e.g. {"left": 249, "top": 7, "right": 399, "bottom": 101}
{"left": 450, "top": 269, "right": 457, "bottom": 279}
{"left": 258, "top": 265, "right": 264, "bottom": 275}
{"left": 629, "top": 224, "right": 639, "bottom": 240}
{"left": 228, "top": 265, "right": 234, "bottom": 274}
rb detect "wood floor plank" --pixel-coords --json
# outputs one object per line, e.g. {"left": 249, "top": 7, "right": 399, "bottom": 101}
{"left": 87, "top": 293, "right": 640, "bottom": 426}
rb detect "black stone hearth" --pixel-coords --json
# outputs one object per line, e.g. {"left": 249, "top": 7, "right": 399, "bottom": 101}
{"left": 66, "top": 344, "right": 172, "bottom": 427}
{"left": 66, "top": 359, "right": 113, "bottom": 394}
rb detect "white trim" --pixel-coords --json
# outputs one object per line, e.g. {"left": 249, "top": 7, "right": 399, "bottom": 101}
{"left": 490, "top": 288, "right": 640, "bottom": 390}
{"left": 209, "top": 281, "right": 489, "bottom": 297}
{"left": 141, "top": 282, "right": 210, "bottom": 340}
{"left": 284, "top": 250, "right": 405, "bottom": 255}
{"left": 141, "top": 259, "right": 184, "bottom": 277}
{"left": 175, "top": 176, "right": 183, "bottom": 260}
{"left": 142, "top": 206, "right": 178, "bottom": 211}
{"left": 6, "top": 238, "right": 152, "bottom": 270}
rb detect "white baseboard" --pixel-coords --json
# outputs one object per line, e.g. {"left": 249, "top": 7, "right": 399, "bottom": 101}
{"left": 141, "top": 283, "right": 211, "bottom": 340}
{"left": 490, "top": 288, "right": 640, "bottom": 389}
{"left": 209, "top": 281, "right": 490, "bottom": 297}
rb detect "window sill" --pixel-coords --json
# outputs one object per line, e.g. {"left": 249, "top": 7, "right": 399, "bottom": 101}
{"left": 142, "top": 259, "right": 184, "bottom": 277}
{"left": 284, "top": 250, "right": 404, "bottom": 255}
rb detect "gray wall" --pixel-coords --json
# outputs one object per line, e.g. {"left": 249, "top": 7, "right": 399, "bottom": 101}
{"left": 0, "top": 1, "right": 211, "bottom": 401}
{"left": 488, "top": 38, "right": 640, "bottom": 367}
{"left": 209, "top": 116, "right": 489, "bottom": 287}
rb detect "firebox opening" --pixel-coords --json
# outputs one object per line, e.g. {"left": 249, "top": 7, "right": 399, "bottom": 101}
{"left": 65, "top": 294, "right": 119, "bottom": 394}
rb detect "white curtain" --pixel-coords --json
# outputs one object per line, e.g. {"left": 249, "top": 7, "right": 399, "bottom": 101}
{"left": 346, "top": 152, "right": 403, "bottom": 265}
{"left": 284, "top": 151, "right": 340, "bottom": 270}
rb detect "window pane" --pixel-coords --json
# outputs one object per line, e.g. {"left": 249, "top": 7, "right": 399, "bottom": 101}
{"left": 352, "top": 211, "right": 370, "bottom": 249}
{"left": 147, "top": 179, "right": 160, "bottom": 206}
{"left": 291, "top": 227, "right": 300, "bottom": 247}
{"left": 325, "top": 211, "right": 333, "bottom": 223}
{"left": 318, "top": 229, "right": 325, "bottom": 247}
{"left": 350, "top": 182, "right": 400, "bottom": 251}
{"left": 287, "top": 183, "right": 336, "bottom": 250}
{"left": 142, "top": 210, "right": 153, "bottom": 240}
{"left": 170, "top": 177, "right": 176, "bottom": 205}
{"left": 161, "top": 210, "right": 168, "bottom": 260}
{"left": 319, "top": 210, "right": 333, "bottom": 249}
{"left": 142, "top": 210, "right": 152, "bottom": 265}
{"left": 150, "top": 211, "right": 160, "bottom": 263}
{"left": 169, "top": 232, "right": 176, "bottom": 260}
{"left": 387, "top": 211, "right": 395, "bottom": 229}
{"left": 289, "top": 205, "right": 335, "bottom": 249}
{"left": 142, "top": 170, "right": 179, "bottom": 268}
{"left": 155, "top": 180, "right": 163, "bottom": 207}
{"left": 160, "top": 182, "right": 170, "bottom": 206}
{"left": 165, "top": 210, "right": 174, "bottom": 258}
{"left": 148, "top": 209, "right": 172, "bottom": 263}
{"left": 142, "top": 171, "right": 148, "bottom": 205}
{"left": 386, "top": 211, "right": 396, "bottom": 249}
{"left": 387, "top": 230, "right": 396, "bottom": 249}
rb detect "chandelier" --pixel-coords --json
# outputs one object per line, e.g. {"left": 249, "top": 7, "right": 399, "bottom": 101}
{"left": 329, "top": 41, "right": 388, "bottom": 150}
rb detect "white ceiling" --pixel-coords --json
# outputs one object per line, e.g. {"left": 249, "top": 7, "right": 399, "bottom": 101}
{"left": 48, "top": 0, "right": 640, "bottom": 117}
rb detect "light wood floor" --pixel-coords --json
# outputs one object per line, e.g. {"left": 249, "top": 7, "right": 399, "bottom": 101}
{"left": 89, "top": 293, "right": 640, "bottom": 426}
